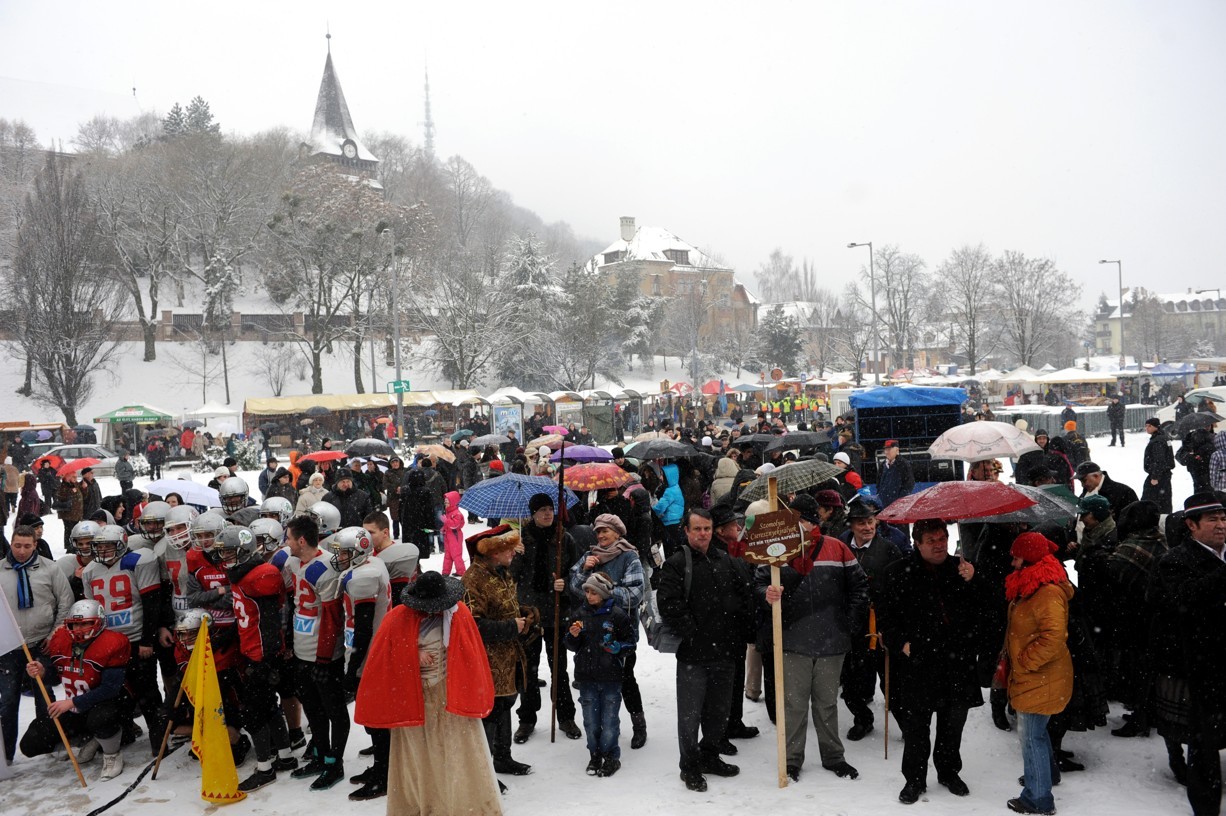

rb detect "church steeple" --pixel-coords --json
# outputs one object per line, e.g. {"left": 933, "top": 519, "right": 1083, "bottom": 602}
{"left": 305, "top": 34, "right": 378, "bottom": 176}
{"left": 422, "top": 63, "right": 435, "bottom": 161}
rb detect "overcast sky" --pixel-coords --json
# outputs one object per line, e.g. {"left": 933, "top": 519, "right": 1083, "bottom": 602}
{"left": 3, "top": 1, "right": 1224, "bottom": 310}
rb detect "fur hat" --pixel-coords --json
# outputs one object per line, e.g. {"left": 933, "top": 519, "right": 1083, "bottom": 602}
{"left": 592, "top": 513, "right": 627, "bottom": 537}
{"left": 309, "top": 471, "right": 325, "bottom": 486}
{"left": 1011, "top": 531, "right": 1058, "bottom": 565}
{"left": 476, "top": 529, "right": 520, "bottom": 557}
{"left": 582, "top": 571, "right": 615, "bottom": 600}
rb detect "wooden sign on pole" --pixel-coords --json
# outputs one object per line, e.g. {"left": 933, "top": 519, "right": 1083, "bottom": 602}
{"left": 741, "top": 477, "right": 806, "bottom": 788}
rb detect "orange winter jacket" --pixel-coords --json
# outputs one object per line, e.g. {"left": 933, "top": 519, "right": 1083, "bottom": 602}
{"left": 1005, "top": 557, "right": 1074, "bottom": 715}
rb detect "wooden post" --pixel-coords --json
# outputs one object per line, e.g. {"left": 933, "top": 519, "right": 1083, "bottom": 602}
{"left": 151, "top": 680, "right": 188, "bottom": 780}
{"left": 22, "top": 642, "right": 87, "bottom": 788}
{"left": 883, "top": 647, "right": 891, "bottom": 760}
{"left": 767, "top": 476, "right": 787, "bottom": 789}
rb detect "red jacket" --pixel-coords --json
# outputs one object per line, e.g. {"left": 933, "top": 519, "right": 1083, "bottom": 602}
{"left": 354, "top": 601, "right": 493, "bottom": 728}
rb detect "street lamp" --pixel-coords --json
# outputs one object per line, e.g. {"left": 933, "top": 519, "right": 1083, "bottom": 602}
{"left": 847, "top": 242, "right": 879, "bottom": 384}
{"left": 689, "top": 279, "right": 709, "bottom": 418}
{"left": 1099, "top": 259, "right": 1124, "bottom": 370}
{"left": 382, "top": 229, "right": 404, "bottom": 451}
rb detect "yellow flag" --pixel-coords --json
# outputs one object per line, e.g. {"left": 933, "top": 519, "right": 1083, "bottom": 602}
{"left": 182, "top": 619, "right": 246, "bottom": 804}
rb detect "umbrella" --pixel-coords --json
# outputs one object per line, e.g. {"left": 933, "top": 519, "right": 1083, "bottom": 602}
{"left": 259, "top": 422, "right": 281, "bottom": 430}
{"left": 459, "top": 473, "right": 579, "bottom": 518}
{"left": 557, "top": 462, "right": 632, "bottom": 491}
{"left": 374, "top": 416, "right": 393, "bottom": 425}
{"left": 56, "top": 458, "right": 101, "bottom": 478}
{"left": 877, "top": 481, "right": 1037, "bottom": 524}
{"left": 470, "top": 433, "right": 510, "bottom": 447}
{"left": 299, "top": 418, "right": 314, "bottom": 426}
{"left": 36, "top": 430, "right": 53, "bottom": 441}
{"left": 550, "top": 445, "right": 613, "bottom": 463}
{"left": 181, "top": 419, "right": 205, "bottom": 429}
{"left": 633, "top": 431, "right": 668, "bottom": 442}
{"left": 625, "top": 438, "right": 697, "bottom": 460}
{"left": 346, "top": 438, "right": 396, "bottom": 457}
{"left": 731, "top": 433, "right": 778, "bottom": 448}
{"left": 1171, "top": 412, "right": 1222, "bottom": 437}
{"left": 145, "top": 478, "right": 221, "bottom": 508}
{"left": 423, "top": 410, "right": 439, "bottom": 417}
{"left": 72, "top": 425, "right": 96, "bottom": 432}
{"left": 737, "top": 459, "right": 843, "bottom": 502}
{"left": 927, "top": 421, "right": 1042, "bottom": 462}
{"left": 417, "top": 444, "right": 456, "bottom": 463}
{"left": 300, "top": 450, "right": 349, "bottom": 464}
{"left": 32, "top": 454, "right": 64, "bottom": 472}
{"left": 975, "top": 484, "right": 1080, "bottom": 525}
{"left": 543, "top": 425, "right": 569, "bottom": 436}
{"left": 305, "top": 406, "right": 331, "bottom": 417}
{"left": 349, "top": 457, "right": 389, "bottom": 472}
{"left": 19, "top": 430, "right": 38, "bottom": 443}
{"left": 451, "top": 429, "right": 474, "bottom": 441}
{"left": 529, "top": 434, "right": 564, "bottom": 451}
{"left": 763, "top": 431, "right": 828, "bottom": 453}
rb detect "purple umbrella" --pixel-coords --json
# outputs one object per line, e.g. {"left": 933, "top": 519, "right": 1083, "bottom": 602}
{"left": 549, "top": 445, "right": 613, "bottom": 463}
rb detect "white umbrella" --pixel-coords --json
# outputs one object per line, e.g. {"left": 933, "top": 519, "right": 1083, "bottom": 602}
{"left": 145, "top": 478, "right": 221, "bottom": 508}
{"left": 927, "top": 421, "right": 1042, "bottom": 462}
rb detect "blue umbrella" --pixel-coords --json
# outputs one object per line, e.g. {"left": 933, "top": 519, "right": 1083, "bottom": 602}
{"left": 19, "top": 430, "right": 38, "bottom": 442}
{"left": 549, "top": 445, "right": 612, "bottom": 463}
{"left": 459, "top": 474, "right": 579, "bottom": 518}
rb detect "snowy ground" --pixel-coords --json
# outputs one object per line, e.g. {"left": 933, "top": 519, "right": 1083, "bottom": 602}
{"left": 3, "top": 430, "right": 1201, "bottom": 815}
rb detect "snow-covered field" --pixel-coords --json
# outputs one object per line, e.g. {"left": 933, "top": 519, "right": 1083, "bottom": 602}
{"left": 3, "top": 430, "right": 1200, "bottom": 816}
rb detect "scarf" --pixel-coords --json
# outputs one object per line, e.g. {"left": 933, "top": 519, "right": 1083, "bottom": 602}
{"left": 590, "top": 536, "right": 637, "bottom": 566}
{"left": 7, "top": 550, "right": 37, "bottom": 610}
{"left": 1004, "top": 554, "right": 1069, "bottom": 602}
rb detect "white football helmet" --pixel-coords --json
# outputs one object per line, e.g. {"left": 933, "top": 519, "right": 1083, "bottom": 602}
{"left": 65, "top": 599, "right": 106, "bottom": 643}
{"left": 308, "top": 502, "right": 341, "bottom": 537}
{"left": 139, "top": 501, "right": 172, "bottom": 542}
{"left": 92, "top": 525, "right": 128, "bottom": 568}
{"left": 260, "top": 496, "right": 294, "bottom": 526}
{"left": 164, "top": 505, "right": 199, "bottom": 551}
{"left": 329, "top": 526, "right": 375, "bottom": 572}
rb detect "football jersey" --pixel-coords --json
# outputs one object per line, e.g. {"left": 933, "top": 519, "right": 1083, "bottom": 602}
{"left": 289, "top": 552, "right": 343, "bottom": 663}
{"left": 375, "top": 542, "right": 419, "bottom": 603}
{"left": 187, "top": 560, "right": 237, "bottom": 626}
{"left": 230, "top": 562, "right": 286, "bottom": 663}
{"left": 57, "top": 554, "right": 92, "bottom": 601}
{"left": 46, "top": 627, "right": 130, "bottom": 700}
{"left": 82, "top": 550, "right": 162, "bottom": 642}
{"left": 269, "top": 545, "right": 294, "bottom": 590}
{"left": 154, "top": 541, "right": 194, "bottom": 616}
{"left": 340, "top": 558, "right": 390, "bottom": 666}
{"left": 126, "top": 534, "right": 156, "bottom": 551}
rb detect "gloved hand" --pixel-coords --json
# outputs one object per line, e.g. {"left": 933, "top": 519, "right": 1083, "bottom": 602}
{"left": 601, "top": 633, "right": 622, "bottom": 654}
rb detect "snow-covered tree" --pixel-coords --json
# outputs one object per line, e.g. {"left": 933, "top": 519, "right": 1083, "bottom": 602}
{"left": 995, "top": 251, "right": 1083, "bottom": 367}
{"left": 755, "top": 305, "right": 803, "bottom": 374}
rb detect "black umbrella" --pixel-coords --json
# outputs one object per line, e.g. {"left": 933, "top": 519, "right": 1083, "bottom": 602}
{"left": 305, "top": 406, "right": 331, "bottom": 418}
{"left": 626, "top": 438, "right": 699, "bottom": 460}
{"left": 182, "top": 419, "right": 205, "bottom": 429}
{"left": 72, "top": 424, "right": 96, "bottom": 432}
{"left": 259, "top": 422, "right": 281, "bottom": 431}
{"left": 346, "top": 438, "right": 395, "bottom": 457}
{"left": 763, "top": 431, "right": 827, "bottom": 453}
{"left": 731, "top": 433, "right": 778, "bottom": 448}
{"left": 1170, "top": 412, "right": 1223, "bottom": 438}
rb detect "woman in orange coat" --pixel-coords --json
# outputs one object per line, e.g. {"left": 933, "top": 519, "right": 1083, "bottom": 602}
{"left": 1004, "top": 532, "right": 1074, "bottom": 816}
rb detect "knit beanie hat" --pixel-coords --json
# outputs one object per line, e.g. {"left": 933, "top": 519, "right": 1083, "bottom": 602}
{"left": 1063, "top": 420, "right": 1077, "bottom": 432}
{"left": 815, "top": 489, "right": 844, "bottom": 509}
{"left": 788, "top": 494, "right": 822, "bottom": 525}
{"left": 528, "top": 493, "right": 555, "bottom": 514}
{"left": 582, "top": 571, "right": 614, "bottom": 600}
{"left": 1011, "top": 531, "right": 1058, "bottom": 565}
{"left": 1077, "top": 494, "right": 1112, "bottom": 521}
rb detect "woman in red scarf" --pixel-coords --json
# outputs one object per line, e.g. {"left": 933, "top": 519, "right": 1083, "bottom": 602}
{"left": 1003, "top": 532, "right": 1073, "bottom": 815}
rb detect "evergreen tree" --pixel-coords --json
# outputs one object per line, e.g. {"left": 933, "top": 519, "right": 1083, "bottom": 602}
{"left": 185, "top": 96, "right": 221, "bottom": 135}
{"left": 755, "top": 305, "right": 803, "bottom": 373}
{"left": 162, "top": 103, "right": 185, "bottom": 137}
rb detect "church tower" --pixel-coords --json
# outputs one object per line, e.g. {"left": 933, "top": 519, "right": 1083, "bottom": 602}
{"left": 301, "top": 33, "right": 379, "bottom": 179}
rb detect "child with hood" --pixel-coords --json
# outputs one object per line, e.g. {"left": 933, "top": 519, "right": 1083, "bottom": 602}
{"left": 442, "top": 490, "right": 467, "bottom": 576}
{"left": 651, "top": 463, "right": 685, "bottom": 558}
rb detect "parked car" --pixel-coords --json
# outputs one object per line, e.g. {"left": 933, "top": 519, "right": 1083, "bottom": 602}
{"left": 1155, "top": 386, "right": 1226, "bottom": 425}
{"left": 39, "top": 444, "right": 121, "bottom": 478}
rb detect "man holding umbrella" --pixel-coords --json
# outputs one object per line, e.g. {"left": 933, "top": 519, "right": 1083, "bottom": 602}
{"left": 1142, "top": 417, "right": 1175, "bottom": 514}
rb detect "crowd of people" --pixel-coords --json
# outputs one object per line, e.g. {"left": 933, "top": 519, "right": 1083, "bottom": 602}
{"left": 2, "top": 406, "right": 1226, "bottom": 816}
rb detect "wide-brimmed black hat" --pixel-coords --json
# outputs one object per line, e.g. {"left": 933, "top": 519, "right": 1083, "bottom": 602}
{"left": 1184, "top": 492, "right": 1226, "bottom": 520}
{"left": 401, "top": 571, "right": 465, "bottom": 614}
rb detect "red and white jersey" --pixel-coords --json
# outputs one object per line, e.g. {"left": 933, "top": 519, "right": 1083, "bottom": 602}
{"left": 231, "top": 563, "right": 287, "bottom": 663}
{"left": 82, "top": 550, "right": 161, "bottom": 642}
{"left": 46, "top": 627, "right": 130, "bottom": 699}
{"left": 288, "top": 551, "right": 343, "bottom": 663}
{"left": 340, "top": 558, "right": 390, "bottom": 661}
{"left": 188, "top": 560, "right": 236, "bottom": 626}
{"left": 155, "top": 541, "right": 195, "bottom": 616}
{"left": 375, "top": 542, "right": 419, "bottom": 603}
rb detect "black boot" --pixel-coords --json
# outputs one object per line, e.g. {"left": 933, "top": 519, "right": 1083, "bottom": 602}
{"left": 991, "top": 688, "right": 1012, "bottom": 731}
{"left": 1166, "top": 738, "right": 1188, "bottom": 786}
{"left": 631, "top": 711, "right": 647, "bottom": 749}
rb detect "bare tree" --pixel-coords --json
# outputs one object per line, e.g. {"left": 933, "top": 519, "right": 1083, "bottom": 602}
{"left": 849, "top": 244, "right": 928, "bottom": 371}
{"left": 753, "top": 248, "right": 797, "bottom": 303}
{"left": 835, "top": 289, "right": 874, "bottom": 386}
{"left": 7, "top": 153, "right": 125, "bottom": 424}
{"left": 443, "top": 155, "right": 493, "bottom": 248}
{"left": 247, "top": 343, "right": 297, "bottom": 397}
{"left": 166, "top": 331, "right": 227, "bottom": 403}
{"left": 933, "top": 243, "right": 998, "bottom": 374}
{"left": 804, "top": 288, "right": 843, "bottom": 377}
{"left": 995, "top": 250, "right": 1083, "bottom": 366}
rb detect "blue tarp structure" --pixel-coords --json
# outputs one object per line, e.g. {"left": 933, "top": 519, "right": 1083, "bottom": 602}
{"left": 1148, "top": 363, "right": 1196, "bottom": 378}
{"left": 848, "top": 385, "right": 969, "bottom": 410}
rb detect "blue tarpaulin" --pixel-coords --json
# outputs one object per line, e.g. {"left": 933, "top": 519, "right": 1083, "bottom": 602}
{"left": 848, "top": 386, "right": 969, "bottom": 409}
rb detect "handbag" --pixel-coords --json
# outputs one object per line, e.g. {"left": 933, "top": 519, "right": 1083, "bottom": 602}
{"left": 644, "top": 547, "right": 691, "bottom": 653}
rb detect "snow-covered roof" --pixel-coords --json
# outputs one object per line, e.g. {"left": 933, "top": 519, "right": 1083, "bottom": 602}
{"left": 1101, "top": 291, "right": 1226, "bottom": 320}
{"left": 593, "top": 226, "right": 727, "bottom": 271}
{"left": 737, "top": 282, "right": 761, "bottom": 305}
{"left": 308, "top": 51, "right": 378, "bottom": 164}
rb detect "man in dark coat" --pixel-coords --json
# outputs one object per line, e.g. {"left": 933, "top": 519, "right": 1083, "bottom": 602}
{"left": 322, "top": 469, "right": 373, "bottom": 529}
{"left": 836, "top": 496, "right": 905, "bottom": 741}
{"left": 877, "top": 440, "right": 915, "bottom": 509}
{"left": 1153, "top": 493, "right": 1226, "bottom": 816}
{"left": 1073, "top": 461, "right": 1139, "bottom": 522}
{"left": 659, "top": 509, "right": 755, "bottom": 792}
{"left": 1107, "top": 395, "right": 1126, "bottom": 447}
{"left": 79, "top": 468, "right": 103, "bottom": 520}
{"left": 878, "top": 519, "right": 990, "bottom": 803}
{"left": 1142, "top": 417, "right": 1175, "bottom": 513}
{"left": 1015, "top": 429, "right": 1051, "bottom": 487}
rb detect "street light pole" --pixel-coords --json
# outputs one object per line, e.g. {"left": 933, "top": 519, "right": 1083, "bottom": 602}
{"left": 383, "top": 229, "right": 405, "bottom": 451}
{"left": 690, "top": 279, "right": 708, "bottom": 420}
{"left": 1099, "top": 259, "right": 1124, "bottom": 370}
{"left": 848, "top": 242, "right": 879, "bottom": 384}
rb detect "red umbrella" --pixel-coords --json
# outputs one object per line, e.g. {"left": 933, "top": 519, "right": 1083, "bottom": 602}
{"left": 32, "top": 454, "right": 65, "bottom": 473}
{"left": 543, "top": 425, "right": 568, "bottom": 435}
{"left": 700, "top": 379, "right": 723, "bottom": 395}
{"left": 876, "top": 481, "right": 1037, "bottom": 524}
{"left": 56, "top": 458, "right": 101, "bottom": 478}
{"left": 299, "top": 450, "right": 349, "bottom": 464}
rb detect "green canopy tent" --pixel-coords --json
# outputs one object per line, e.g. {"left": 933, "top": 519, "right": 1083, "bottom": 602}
{"left": 93, "top": 404, "right": 175, "bottom": 449}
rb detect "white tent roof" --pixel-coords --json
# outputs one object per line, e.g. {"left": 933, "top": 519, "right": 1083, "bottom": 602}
{"left": 186, "top": 401, "right": 241, "bottom": 419}
{"left": 998, "top": 365, "right": 1042, "bottom": 383}
{"left": 1036, "top": 367, "right": 1118, "bottom": 384}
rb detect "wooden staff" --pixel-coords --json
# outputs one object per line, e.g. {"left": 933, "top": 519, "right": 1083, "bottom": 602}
{"left": 883, "top": 646, "right": 891, "bottom": 760}
{"left": 767, "top": 477, "right": 787, "bottom": 788}
{"left": 23, "top": 641, "right": 87, "bottom": 788}
{"left": 151, "top": 676, "right": 188, "bottom": 780}
{"left": 549, "top": 438, "right": 567, "bottom": 743}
